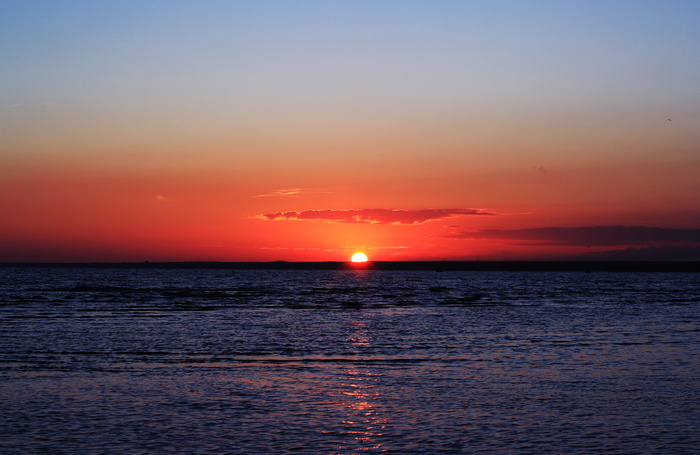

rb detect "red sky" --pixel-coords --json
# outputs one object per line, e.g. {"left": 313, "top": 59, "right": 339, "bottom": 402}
{"left": 2, "top": 2, "right": 699, "bottom": 262}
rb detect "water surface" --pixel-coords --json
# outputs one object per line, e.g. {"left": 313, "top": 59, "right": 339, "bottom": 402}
{"left": 1, "top": 267, "right": 699, "bottom": 453}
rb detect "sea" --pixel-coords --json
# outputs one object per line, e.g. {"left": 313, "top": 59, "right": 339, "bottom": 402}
{"left": 1, "top": 265, "right": 699, "bottom": 454}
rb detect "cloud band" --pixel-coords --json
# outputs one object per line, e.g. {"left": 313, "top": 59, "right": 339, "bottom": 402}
{"left": 446, "top": 226, "right": 700, "bottom": 246}
{"left": 258, "top": 208, "right": 495, "bottom": 225}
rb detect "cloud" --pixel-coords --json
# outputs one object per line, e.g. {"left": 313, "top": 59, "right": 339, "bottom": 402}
{"left": 257, "top": 208, "right": 495, "bottom": 225}
{"left": 445, "top": 226, "right": 700, "bottom": 246}
{"left": 578, "top": 245, "right": 700, "bottom": 261}
{"left": 253, "top": 188, "right": 333, "bottom": 198}
{"left": 155, "top": 195, "right": 178, "bottom": 203}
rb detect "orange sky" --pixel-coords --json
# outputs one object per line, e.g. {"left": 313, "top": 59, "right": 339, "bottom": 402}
{"left": 2, "top": 2, "right": 699, "bottom": 262}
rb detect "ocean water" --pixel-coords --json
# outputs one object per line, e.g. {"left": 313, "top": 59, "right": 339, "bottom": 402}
{"left": 1, "top": 266, "right": 699, "bottom": 454}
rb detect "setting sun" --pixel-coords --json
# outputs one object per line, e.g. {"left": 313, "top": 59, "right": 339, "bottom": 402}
{"left": 351, "top": 252, "right": 369, "bottom": 263}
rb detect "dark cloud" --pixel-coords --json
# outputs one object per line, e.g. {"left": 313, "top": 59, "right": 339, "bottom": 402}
{"left": 258, "top": 208, "right": 495, "bottom": 225}
{"left": 446, "top": 226, "right": 700, "bottom": 246}
{"left": 578, "top": 245, "right": 700, "bottom": 261}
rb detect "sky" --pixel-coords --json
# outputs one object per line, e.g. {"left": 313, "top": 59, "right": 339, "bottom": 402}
{"left": 1, "top": 0, "right": 700, "bottom": 262}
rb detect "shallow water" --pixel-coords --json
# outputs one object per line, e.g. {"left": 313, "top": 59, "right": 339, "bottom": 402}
{"left": 1, "top": 267, "right": 699, "bottom": 454}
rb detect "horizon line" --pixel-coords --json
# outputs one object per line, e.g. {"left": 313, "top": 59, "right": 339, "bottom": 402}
{"left": 2, "top": 260, "right": 699, "bottom": 272}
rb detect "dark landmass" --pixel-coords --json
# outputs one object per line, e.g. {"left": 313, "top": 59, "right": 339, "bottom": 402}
{"left": 1, "top": 261, "right": 699, "bottom": 272}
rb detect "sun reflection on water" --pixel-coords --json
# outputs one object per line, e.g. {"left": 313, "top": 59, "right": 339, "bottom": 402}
{"left": 330, "top": 317, "right": 391, "bottom": 453}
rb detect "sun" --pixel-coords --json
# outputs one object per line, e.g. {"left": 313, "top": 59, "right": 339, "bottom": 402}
{"left": 351, "top": 252, "right": 369, "bottom": 263}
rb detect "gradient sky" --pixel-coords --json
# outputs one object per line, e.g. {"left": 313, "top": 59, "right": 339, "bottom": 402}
{"left": 2, "top": 0, "right": 700, "bottom": 262}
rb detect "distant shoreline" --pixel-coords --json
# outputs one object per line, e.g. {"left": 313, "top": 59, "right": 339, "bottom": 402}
{"left": 1, "top": 261, "right": 699, "bottom": 272}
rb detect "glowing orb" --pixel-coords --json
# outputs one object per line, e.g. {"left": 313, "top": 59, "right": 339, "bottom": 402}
{"left": 351, "top": 252, "right": 369, "bottom": 263}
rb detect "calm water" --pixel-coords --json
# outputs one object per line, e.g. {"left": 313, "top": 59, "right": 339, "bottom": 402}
{"left": 1, "top": 267, "right": 699, "bottom": 454}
